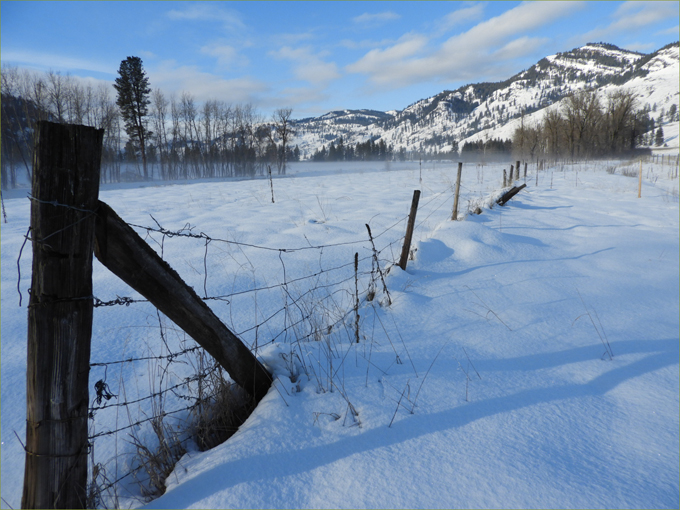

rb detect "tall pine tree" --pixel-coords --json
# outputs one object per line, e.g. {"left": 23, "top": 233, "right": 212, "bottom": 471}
{"left": 114, "top": 56, "right": 152, "bottom": 179}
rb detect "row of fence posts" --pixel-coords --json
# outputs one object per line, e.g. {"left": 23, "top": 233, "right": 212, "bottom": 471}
{"left": 399, "top": 159, "right": 530, "bottom": 272}
{"left": 23, "top": 120, "right": 529, "bottom": 508}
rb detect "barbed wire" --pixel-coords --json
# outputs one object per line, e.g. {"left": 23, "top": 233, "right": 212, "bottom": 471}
{"left": 56, "top": 184, "right": 464, "bottom": 503}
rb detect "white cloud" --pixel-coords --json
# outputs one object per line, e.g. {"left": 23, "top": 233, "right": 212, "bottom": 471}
{"left": 345, "top": 33, "right": 428, "bottom": 76}
{"left": 149, "top": 60, "right": 267, "bottom": 104}
{"left": 438, "top": 3, "right": 486, "bottom": 34}
{"left": 270, "top": 46, "right": 340, "bottom": 86}
{"left": 578, "top": 1, "right": 679, "bottom": 45}
{"left": 659, "top": 25, "right": 680, "bottom": 36}
{"left": 347, "top": 2, "right": 582, "bottom": 88}
{"left": 1, "top": 49, "right": 115, "bottom": 75}
{"left": 493, "top": 36, "right": 550, "bottom": 61}
{"left": 353, "top": 11, "right": 401, "bottom": 25}
{"left": 166, "top": 3, "right": 245, "bottom": 29}
{"left": 200, "top": 44, "right": 248, "bottom": 69}
{"left": 624, "top": 42, "right": 658, "bottom": 52}
{"left": 338, "top": 38, "right": 396, "bottom": 50}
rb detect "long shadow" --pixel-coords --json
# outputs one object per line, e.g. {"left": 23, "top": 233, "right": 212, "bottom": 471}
{"left": 512, "top": 203, "right": 573, "bottom": 211}
{"left": 411, "top": 247, "right": 615, "bottom": 282}
{"left": 146, "top": 339, "right": 678, "bottom": 508}
{"left": 498, "top": 223, "right": 644, "bottom": 232}
{"left": 478, "top": 338, "right": 679, "bottom": 372}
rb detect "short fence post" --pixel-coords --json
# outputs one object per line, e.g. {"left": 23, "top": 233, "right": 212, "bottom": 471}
{"left": 503, "top": 169, "right": 507, "bottom": 187}
{"left": 524, "top": 162, "right": 527, "bottom": 182}
{"left": 23, "top": 121, "right": 103, "bottom": 509}
{"left": 515, "top": 160, "right": 520, "bottom": 180}
{"left": 398, "top": 189, "right": 421, "bottom": 271}
{"left": 638, "top": 159, "right": 642, "bottom": 198}
{"left": 451, "top": 161, "right": 463, "bottom": 221}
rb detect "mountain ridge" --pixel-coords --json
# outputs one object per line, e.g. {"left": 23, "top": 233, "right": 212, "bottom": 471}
{"left": 293, "top": 41, "right": 679, "bottom": 158}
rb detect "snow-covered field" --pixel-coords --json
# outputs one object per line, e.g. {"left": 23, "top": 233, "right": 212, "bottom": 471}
{"left": 2, "top": 159, "right": 679, "bottom": 509}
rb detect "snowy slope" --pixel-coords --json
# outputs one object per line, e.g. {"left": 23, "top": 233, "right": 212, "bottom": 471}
{"left": 293, "top": 43, "right": 679, "bottom": 157}
{"left": 2, "top": 160, "right": 678, "bottom": 509}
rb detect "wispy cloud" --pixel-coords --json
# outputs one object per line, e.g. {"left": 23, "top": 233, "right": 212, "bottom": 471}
{"left": 150, "top": 60, "right": 267, "bottom": 104}
{"left": 166, "top": 3, "right": 245, "bottom": 30}
{"left": 353, "top": 11, "right": 401, "bottom": 26}
{"left": 338, "top": 38, "right": 397, "bottom": 50}
{"left": 436, "top": 3, "right": 486, "bottom": 35}
{"left": 347, "top": 2, "right": 581, "bottom": 88}
{"left": 0, "top": 49, "right": 115, "bottom": 75}
{"left": 271, "top": 31, "right": 317, "bottom": 46}
{"left": 577, "top": 1, "right": 679, "bottom": 46}
{"left": 659, "top": 25, "right": 680, "bottom": 36}
{"left": 270, "top": 46, "right": 340, "bottom": 86}
{"left": 200, "top": 43, "right": 248, "bottom": 69}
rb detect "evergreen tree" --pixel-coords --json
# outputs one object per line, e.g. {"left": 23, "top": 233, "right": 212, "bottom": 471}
{"left": 655, "top": 127, "right": 664, "bottom": 146}
{"left": 114, "top": 56, "right": 152, "bottom": 179}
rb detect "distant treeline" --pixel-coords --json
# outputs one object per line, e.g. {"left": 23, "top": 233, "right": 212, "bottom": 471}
{"left": 310, "top": 137, "right": 396, "bottom": 162}
{"left": 1, "top": 66, "right": 299, "bottom": 189}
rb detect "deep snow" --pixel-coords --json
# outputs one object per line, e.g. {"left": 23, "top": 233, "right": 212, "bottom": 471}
{"left": 2, "top": 159, "right": 679, "bottom": 509}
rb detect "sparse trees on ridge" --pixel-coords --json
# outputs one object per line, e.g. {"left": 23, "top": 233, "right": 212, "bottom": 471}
{"left": 512, "top": 89, "right": 648, "bottom": 161}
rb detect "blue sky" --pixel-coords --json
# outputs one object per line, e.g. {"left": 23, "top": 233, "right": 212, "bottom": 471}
{"left": 1, "top": 1, "right": 678, "bottom": 118}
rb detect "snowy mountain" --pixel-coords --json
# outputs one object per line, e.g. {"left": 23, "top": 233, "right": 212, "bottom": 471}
{"left": 293, "top": 42, "right": 680, "bottom": 158}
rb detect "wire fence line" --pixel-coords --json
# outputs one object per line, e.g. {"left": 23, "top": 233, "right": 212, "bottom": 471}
{"left": 17, "top": 165, "right": 489, "bottom": 505}
{"left": 83, "top": 187, "right": 459, "bottom": 505}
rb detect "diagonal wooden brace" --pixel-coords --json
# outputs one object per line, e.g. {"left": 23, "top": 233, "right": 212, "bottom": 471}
{"left": 93, "top": 200, "right": 272, "bottom": 403}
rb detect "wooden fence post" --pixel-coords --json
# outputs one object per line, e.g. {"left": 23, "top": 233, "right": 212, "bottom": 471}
{"left": 638, "top": 159, "right": 642, "bottom": 198}
{"left": 23, "top": 121, "right": 103, "bottom": 509}
{"left": 398, "top": 189, "right": 421, "bottom": 270}
{"left": 509, "top": 165, "right": 514, "bottom": 182}
{"left": 451, "top": 161, "right": 463, "bottom": 221}
{"left": 515, "top": 160, "right": 520, "bottom": 180}
{"left": 503, "top": 169, "right": 507, "bottom": 187}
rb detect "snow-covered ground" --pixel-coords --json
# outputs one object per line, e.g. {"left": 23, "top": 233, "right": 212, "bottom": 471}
{"left": 2, "top": 160, "right": 679, "bottom": 509}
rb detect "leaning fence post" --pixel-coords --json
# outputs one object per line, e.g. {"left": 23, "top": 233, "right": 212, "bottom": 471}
{"left": 398, "top": 189, "right": 421, "bottom": 270}
{"left": 23, "top": 121, "right": 103, "bottom": 509}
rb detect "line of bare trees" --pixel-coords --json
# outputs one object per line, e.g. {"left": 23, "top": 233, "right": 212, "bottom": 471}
{"left": 1, "top": 66, "right": 122, "bottom": 188}
{"left": 148, "top": 91, "right": 295, "bottom": 181}
{"left": 512, "top": 89, "right": 652, "bottom": 161}
{"left": 1, "top": 65, "right": 297, "bottom": 189}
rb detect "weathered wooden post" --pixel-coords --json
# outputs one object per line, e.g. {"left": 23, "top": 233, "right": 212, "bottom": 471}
{"left": 398, "top": 189, "right": 421, "bottom": 270}
{"left": 451, "top": 161, "right": 463, "bottom": 221}
{"left": 503, "top": 169, "right": 507, "bottom": 187}
{"left": 638, "top": 159, "right": 642, "bottom": 198}
{"left": 23, "top": 122, "right": 103, "bottom": 509}
{"left": 509, "top": 165, "right": 514, "bottom": 182}
{"left": 524, "top": 162, "right": 527, "bottom": 182}
{"left": 515, "top": 160, "right": 520, "bottom": 180}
